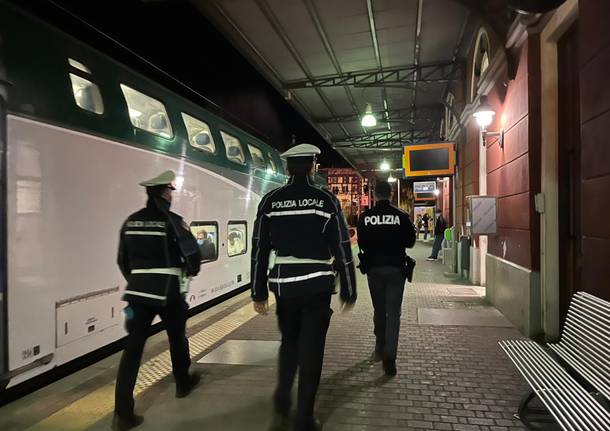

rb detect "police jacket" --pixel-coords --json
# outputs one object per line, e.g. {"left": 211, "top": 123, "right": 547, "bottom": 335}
{"left": 357, "top": 200, "right": 416, "bottom": 269}
{"left": 250, "top": 174, "right": 357, "bottom": 303}
{"left": 118, "top": 196, "right": 202, "bottom": 307}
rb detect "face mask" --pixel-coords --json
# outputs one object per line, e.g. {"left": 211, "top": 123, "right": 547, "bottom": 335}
{"left": 197, "top": 239, "right": 204, "bottom": 245}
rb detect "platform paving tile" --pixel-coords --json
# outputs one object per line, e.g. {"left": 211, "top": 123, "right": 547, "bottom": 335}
{"left": 1, "top": 243, "right": 532, "bottom": 431}
{"left": 213, "top": 243, "right": 529, "bottom": 430}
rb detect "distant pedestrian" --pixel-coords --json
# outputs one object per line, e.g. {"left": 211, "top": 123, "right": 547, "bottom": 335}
{"left": 427, "top": 209, "right": 447, "bottom": 261}
{"left": 422, "top": 213, "right": 430, "bottom": 240}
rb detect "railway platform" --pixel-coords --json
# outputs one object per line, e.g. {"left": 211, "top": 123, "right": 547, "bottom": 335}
{"left": 0, "top": 242, "right": 529, "bottom": 431}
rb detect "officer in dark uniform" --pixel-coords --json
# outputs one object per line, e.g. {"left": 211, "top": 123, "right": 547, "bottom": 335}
{"left": 357, "top": 180, "right": 416, "bottom": 376}
{"left": 251, "top": 144, "right": 357, "bottom": 431}
{"left": 113, "top": 170, "right": 202, "bottom": 431}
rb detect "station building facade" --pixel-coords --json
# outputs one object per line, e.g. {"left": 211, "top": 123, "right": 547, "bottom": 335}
{"left": 444, "top": 0, "right": 609, "bottom": 340}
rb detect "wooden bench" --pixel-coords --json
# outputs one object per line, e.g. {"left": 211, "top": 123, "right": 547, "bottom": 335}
{"left": 499, "top": 291, "right": 610, "bottom": 431}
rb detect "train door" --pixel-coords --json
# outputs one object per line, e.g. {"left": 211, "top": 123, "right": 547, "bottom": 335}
{"left": 557, "top": 22, "right": 581, "bottom": 325}
{"left": 0, "top": 83, "right": 7, "bottom": 388}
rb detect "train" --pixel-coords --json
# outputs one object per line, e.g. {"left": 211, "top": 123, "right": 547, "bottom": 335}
{"left": 0, "top": 1, "right": 294, "bottom": 391}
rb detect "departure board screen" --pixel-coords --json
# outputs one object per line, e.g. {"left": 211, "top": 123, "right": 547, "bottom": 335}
{"left": 410, "top": 148, "right": 449, "bottom": 171}
{"left": 403, "top": 143, "right": 455, "bottom": 177}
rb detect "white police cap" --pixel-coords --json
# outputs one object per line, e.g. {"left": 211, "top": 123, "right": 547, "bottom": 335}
{"left": 139, "top": 170, "right": 176, "bottom": 189}
{"left": 280, "top": 143, "right": 321, "bottom": 159}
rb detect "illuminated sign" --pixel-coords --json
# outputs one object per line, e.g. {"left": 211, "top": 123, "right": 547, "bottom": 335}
{"left": 413, "top": 181, "right": 437, "bottom": 193}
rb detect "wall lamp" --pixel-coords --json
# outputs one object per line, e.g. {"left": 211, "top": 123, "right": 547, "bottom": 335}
{"left": 473, "top": 96, "right": 504, "bottom": 149}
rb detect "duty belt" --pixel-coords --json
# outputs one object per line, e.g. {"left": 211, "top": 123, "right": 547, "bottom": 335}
{"left": 274, "top": 256, "right": 334, "bottom": 265}
{"left": 131, "top": 267, "right": 191, "bottom": 293}
{"left": 131, "top": 267, "right": 182, "bottom": 276}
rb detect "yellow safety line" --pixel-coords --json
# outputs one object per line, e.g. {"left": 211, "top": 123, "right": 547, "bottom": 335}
{"left": 27, "top": 296, "right": 274, "bottom": 431}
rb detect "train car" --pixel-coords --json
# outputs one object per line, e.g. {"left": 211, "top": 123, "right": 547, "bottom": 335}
{"left": 0, "top": 1, "right": 289, "bottom": 390}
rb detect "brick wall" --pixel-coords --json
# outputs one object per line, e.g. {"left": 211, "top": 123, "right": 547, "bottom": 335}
{"left": 485, "top": 39, "right": 540, "bottom": 271}
{"left": 579, "top": 0, "right": 610, "bottom": 300}
{"left": 454, "top": 38, "right": 540, "bottom": 271}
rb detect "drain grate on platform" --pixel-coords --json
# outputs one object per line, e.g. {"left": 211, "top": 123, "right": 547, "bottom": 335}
{"left": 446, "top": 287, "right": 479, "bottom": 296}
{"left": 197, "top": 340, "right": 280, "bottom": 366}
{"left": 132, "top": 298, "right": 275, "bottom": 394}
{"left": 417, "top": 307, "right": 514, "bottom": 327}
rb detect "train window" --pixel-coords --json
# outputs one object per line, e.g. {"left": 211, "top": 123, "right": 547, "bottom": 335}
{"left": 227, "top": 222, "right": 247, "bottom": 257}
{"left": 220, "top": 131, "right": 245, "bottom": 165}
{"left": 182, "top": 113, "right": 216, "bottom": 154}
{"left": 248, "top": 144, "right": 266, "bottom": 169}
{"left": 68, "top": 59, "right": 92, "bottom": 74}
{"left": 267, "top": 153, "right": 277, "bottom": 173}
{"left": 120, "top": 84, "right": 173, "bottom": 139}
{"left": 69, "top": 74, "right": 104, "bottom": 114}
{"left": 190, "top": 221, "right": 219, "bottom": 262}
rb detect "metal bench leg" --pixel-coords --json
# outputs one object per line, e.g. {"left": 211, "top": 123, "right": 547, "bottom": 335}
{"left": 515, "top": 390, "right": 557, "bottom": 430}
{"left": 514, "top": 389, "right": 536, "bottom": 421}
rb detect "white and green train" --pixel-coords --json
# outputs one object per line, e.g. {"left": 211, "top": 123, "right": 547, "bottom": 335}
{"left": 0, "top": 2, "right": 294, "bottom": 390}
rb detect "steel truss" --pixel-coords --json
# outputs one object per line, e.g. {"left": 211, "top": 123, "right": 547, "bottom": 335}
{"left": 332, "top": 129, "right": 436, "bottom": 148}
{"left": 284, "top": 61, "right": 463, "bottom": 89}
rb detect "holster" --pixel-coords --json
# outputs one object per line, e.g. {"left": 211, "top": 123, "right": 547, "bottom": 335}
{"left": 357, "top": 251, "right": 368, "bottom": 275}
{"left": 403, "top": 255, "right": 416, "bottom": 282}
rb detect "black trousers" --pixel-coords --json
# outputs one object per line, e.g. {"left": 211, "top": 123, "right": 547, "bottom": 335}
{"left": 115, "top": 299, "right": 191, "bottom": 416}
{"left": 273, "top": 292, "right": 333, "bottom": 425}
{"left": 367, "top": 266, "right": 406, "bottom": 361}
{"left": 430, "top": 234, "right": 443, "bottom": 258}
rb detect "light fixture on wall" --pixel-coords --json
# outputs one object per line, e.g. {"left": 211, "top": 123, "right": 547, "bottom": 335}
{"left": 361, "top": 103, "right": 377, "bottom": 128}
{"left": 473, "top": 95, "right": 504, "bottom": 149}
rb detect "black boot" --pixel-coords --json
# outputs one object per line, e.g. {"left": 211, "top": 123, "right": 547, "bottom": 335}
{"left": 370, "top": 347, "right": 383, "bottom": 362}
{"left": 111, "top": 413, "right": 143, "bottom": 431}
{"left": 268, "top": 412, "right": 290, "bottom": 431}
{"left": 175, "top": 372, "right": 201, "bottom": 398}
{"left": 294, "top": 416, "right": 322, "bottom": 431}
{"left": 383, "top": 358, "right": 397, "bottom": 377}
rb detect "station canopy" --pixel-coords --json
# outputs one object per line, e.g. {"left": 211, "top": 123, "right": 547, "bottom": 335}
{"left": 192, "top": 0, "right": 513, "bottom": 173}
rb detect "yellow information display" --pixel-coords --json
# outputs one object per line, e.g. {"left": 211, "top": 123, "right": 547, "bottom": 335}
{"left": 403, "top": 142, "right": 455, "bottom": 177}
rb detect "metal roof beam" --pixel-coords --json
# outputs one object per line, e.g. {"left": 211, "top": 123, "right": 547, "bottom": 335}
{"left": 303, "top": 0, "right": 368, "bottom": 135}
{"left": 313, "top": 104, "right": 443, "bottom": 123}
{"left": 254, "top": 0, "right": 351, "bottom": 138}
{"left": 333, "top": 137, "right": 435, "bottom": 149}
{"left": 332, "top": 129, "right": 437, "bottom": 145}
{"left": 283, "top": 62, "right": 457, "bottom": 89}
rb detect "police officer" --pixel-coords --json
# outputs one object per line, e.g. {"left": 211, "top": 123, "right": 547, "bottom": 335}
{"left": 113, "top": 170, "right": 202, "bottom": 431}
{"left": 357, "top": 180, "right": 415, "bottom": 376}
{"left": 251, "top": 144, "right": 357, "bottom": 431}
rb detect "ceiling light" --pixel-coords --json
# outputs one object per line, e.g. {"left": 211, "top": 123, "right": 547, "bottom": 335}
{"left": 380, "top": 160, "right": 390, "bottom": 171}
{"left": 387, "top": 175, "right": 396, "bottom": 183}
{"left": 361, "top": 103, "right": 377, "bottom": 128}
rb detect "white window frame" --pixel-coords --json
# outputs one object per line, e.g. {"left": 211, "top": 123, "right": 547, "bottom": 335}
{"left": 120, "top": 84, "right": 174, "bottom": 139}
{"left": 182, "top": 112, "right": 216, "bottom": 154}
{"left": 220, "top": 131, "right": 246, "bottom": 165}
{"left": 227, "top": 221, "right": 248, "bottom": 257}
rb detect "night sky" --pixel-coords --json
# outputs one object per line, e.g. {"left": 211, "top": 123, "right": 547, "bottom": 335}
{"left": 12, "top": 0, "right": 349, "bottom": 167}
